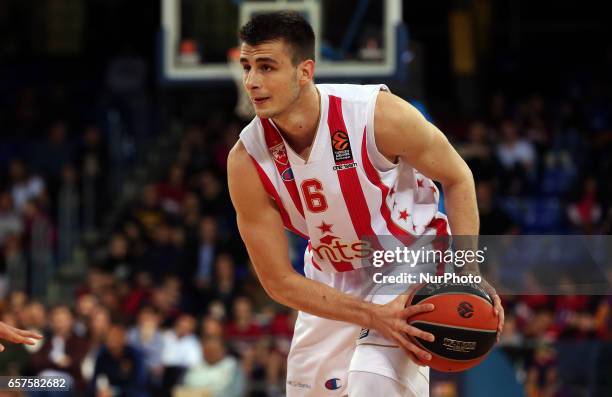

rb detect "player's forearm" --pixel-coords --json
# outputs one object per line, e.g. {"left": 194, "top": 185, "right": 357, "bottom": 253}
{"left": 442, "top": 173, "right": 480, "bottom": 273}
{"left": 268, "top": 272, "right": 376, "bottom": 328}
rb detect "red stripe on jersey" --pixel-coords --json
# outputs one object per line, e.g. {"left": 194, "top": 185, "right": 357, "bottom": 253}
{"left": 249, "top": 156, "right": 308, "bottom": 239}
{"left": 328, "top": 95, "right": 382, "bottom": 259}
{"left": 360, "top": 128, "right": 416, "bottom": 246}
{"left": 261, "top": 119, "right": 305, "bottom": 218}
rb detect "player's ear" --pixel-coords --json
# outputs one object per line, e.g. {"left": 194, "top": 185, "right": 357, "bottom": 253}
{"left": 298, "top": 59, "right": 315, "bottom": 86}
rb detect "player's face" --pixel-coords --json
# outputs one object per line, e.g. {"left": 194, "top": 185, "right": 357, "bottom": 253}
{"left": 240, "top": 40, "right": 302, "bottom": 119}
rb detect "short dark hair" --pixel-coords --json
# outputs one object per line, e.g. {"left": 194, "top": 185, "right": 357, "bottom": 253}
{"left": 239, "top": 11, "right": 315, "bottom": 64}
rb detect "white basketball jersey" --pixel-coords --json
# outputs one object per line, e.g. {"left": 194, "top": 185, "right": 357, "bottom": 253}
{"left": 240, "top": 84, "right": 450, "bottom": 273}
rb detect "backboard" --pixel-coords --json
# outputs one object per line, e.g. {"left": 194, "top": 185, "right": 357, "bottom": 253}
{"left": 160, "top": 0, "right": 405, "bottom": 83}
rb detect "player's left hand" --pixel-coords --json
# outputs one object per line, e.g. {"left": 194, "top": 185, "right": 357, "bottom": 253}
{"left": 0, "top": 321, "right": 43, "bottom": 352}
{"left": 477, "top": 278, "right": 504, "bottom": 342}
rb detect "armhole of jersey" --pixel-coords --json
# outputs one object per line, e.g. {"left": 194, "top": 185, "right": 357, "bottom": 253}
{"left": 239, "top": 127, "right": 271, "bottom": 198}
{"left": 366, "top": 85, "right": 399, "bottom": 173}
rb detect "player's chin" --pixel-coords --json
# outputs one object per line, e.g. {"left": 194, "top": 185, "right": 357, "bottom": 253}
{"left": 254, "top": 106, "right": 278, "bottom": 119}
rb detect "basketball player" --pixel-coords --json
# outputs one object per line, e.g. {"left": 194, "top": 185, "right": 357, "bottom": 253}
{"left": 227, "top": 11, "right": 504, "bottom": 397}
{"left": 0, "top": 320, "right": 42, "bottom": 351}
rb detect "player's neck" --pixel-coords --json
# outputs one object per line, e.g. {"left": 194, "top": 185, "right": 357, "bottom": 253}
{"left": 272, "top": 84, "right": 320, "bottom": 152}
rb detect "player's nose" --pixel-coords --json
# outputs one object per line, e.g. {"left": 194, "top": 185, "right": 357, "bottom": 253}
{"left": 244, "top": 69, "right": 261, "bottom": 90}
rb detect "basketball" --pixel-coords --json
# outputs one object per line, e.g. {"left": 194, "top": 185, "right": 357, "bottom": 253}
{"left": 407, "top": 282, "right": 498, "bottom": 372}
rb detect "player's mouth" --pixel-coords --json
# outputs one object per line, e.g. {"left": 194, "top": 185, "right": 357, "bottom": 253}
{"left": 252, "top": 97, "right": 270, "bottom": 105}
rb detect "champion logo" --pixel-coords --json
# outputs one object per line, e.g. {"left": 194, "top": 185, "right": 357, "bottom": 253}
{"left": 270, "top": 143, "right": 288, "bottom": 165}
{"left": 359, "top": 328, "right": 370, "bottom": 339}
{"left": 325, "top": 378, "right": 342, "bottom": 390}
{"left": 281, "top": 167, "right": 294, "bottom": 181}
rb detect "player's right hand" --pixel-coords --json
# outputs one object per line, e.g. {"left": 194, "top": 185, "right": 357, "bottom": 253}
{"left": 0, "top": 321, "right": 42, "bottom": 352}
{"left": 370, "top": 294, "right": 436, "bottom": 365}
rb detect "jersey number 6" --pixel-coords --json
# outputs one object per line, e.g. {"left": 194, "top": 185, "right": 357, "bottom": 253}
{"left": 301, "top": 179, "right": 328, "bottom": 213}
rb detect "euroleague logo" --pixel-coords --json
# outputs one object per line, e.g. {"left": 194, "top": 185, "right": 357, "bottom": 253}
{"left": 332, "top": 130, "right": 349, "bottom": 151}
{"left": 457, "top": 301, "right": 474, "bottom": 318}
{"left": 325, "top": 378, "right": 342, "bottom": 390}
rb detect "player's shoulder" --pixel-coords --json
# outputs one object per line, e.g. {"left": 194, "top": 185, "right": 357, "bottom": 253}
{"left": 227, "top": 139, "right": 251, "bottom": 174}
{"left": 317, "top": 83, "right": 389, "bottom": 104}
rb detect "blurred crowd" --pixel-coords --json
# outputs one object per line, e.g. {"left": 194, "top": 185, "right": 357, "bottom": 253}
{"left": 1, "top": 76, "right": 612, "bottom": 397}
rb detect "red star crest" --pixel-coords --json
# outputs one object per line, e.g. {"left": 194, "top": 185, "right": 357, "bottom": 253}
{"left": 317, "top": 221, "right": 333, "bottom": 233}
{"left": 399, "top": 209, "right": 409, "bottom": 221}
{"left": 417, "top": 179, "right": 424, "bottom": 188}
{"left": 430, "top": 185, "right": 437, "bottom": 194}
{"left": 270, "top": 143, "right": 288, "bottom": 165}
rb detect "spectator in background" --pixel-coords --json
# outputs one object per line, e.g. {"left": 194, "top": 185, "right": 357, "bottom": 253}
{"left": 8, "top": 159, "right": 45, "bottom": 212}
{"left": 21, "top": 301, "right": 48, "bottom": 341}
{"left": 156, "top": 164, "right": 187, "bottom": 214}
{"left": 6, "top": 290, "right": 28, "bottom": 313}
{"left": 195, "top": 171, "right": 226, "bottom": 217}
{"left": 78, "top": 125, "right": 109, "bottom": 233}
{"left": 269, "top": 309, "right": 297, "bottom": 358}
{"left": 192, "top": 216, "right": 222, "bottom": 301}
{"left": 264, "top": 309, "right": 298, "bottom": 397}
{"left": 498, "top": 314, "right": 522, "bottom": 347}
{"left": 178, "top": 125, "right": 210, "bottom": 175}
{"left": 127, "top": 306, "right": 164, "bottom": 388}
{"left": 567, "top": 176, "right": 602, "bottom": 234}
{"left": 120, "top": 220, "right": 147, "bottom": 260}
{"left": 1, "top": 234, "right": 27, "bottom": 294}
{"left": 90, "top": 323, "right": 148, "bottom": 397}
{"left": 0, "top": 191, "right": 23, "bottom": 245}
{"left": 456, "top": 121, "right": 497, "bottom": 181}
{"left": 160, "top": 314, "right": 201, "bottom": 396}
{"left": 476, "top": 181, "right": 518, "bottom": 234}
{"left": 211, "top": 254, "right": 242, "bottom": 316}
{"left": 31, "top": 305, "right": 88, "bottom": 395}
{"left": 131, "top": 184, "right": 165, "bottom": 240}
{"left": 74, "top": 293, "right": 98, "bottom": 337}
{"left": 32, "top": 121, "right": 74, "bottom": 192}
{"left": 488, "top": 92, "right": 508, "bottom": 125}
{"left": 200, "top": 316, "right": 224, "bottom": 339}
{"left": 524, "top": 344, "right": 560, "bottom": 397}
{"left": 103, "top": 233, "right": 135, "bottom": 280}
{"left": 179, "top": 192, "right": 202, "bottom": 262}
{"left": 161, "top": 314, "right": 201, "bottom": 368}
{"left": 180, "top": 336, "right": 245, "bottom": 397}
{"left": 212, "top": 119, "right": 241, "bottom": 174}
{"left": 21, "top": 199, "right": 54, "bottom": 299}
{"left": 496, "top": 120, "right": 537, "bottom": 194}
{"left": 143, "top": 222, "right": 184, "bottom": 283}
{"left": 57, "top": 164, "right": 80, "bottom": 265}
{"left": 150, "top": 276, "right": 182, "bottom": 324}
{"left": 81, "top": 306, "right": 112, "bottom": 383}
{"left": 120, "top": 271, "right": 153, "bottom": 318}
{"left": 225, "top": 296, "right": 262, "bottom": 356}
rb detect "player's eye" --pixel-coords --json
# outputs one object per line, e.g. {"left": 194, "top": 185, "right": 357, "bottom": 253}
{"left": 242, "top": 64, "right": 251, "bottom": 72}
{"left": 261, "top": 64, "right": 273, "bottom": 72}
